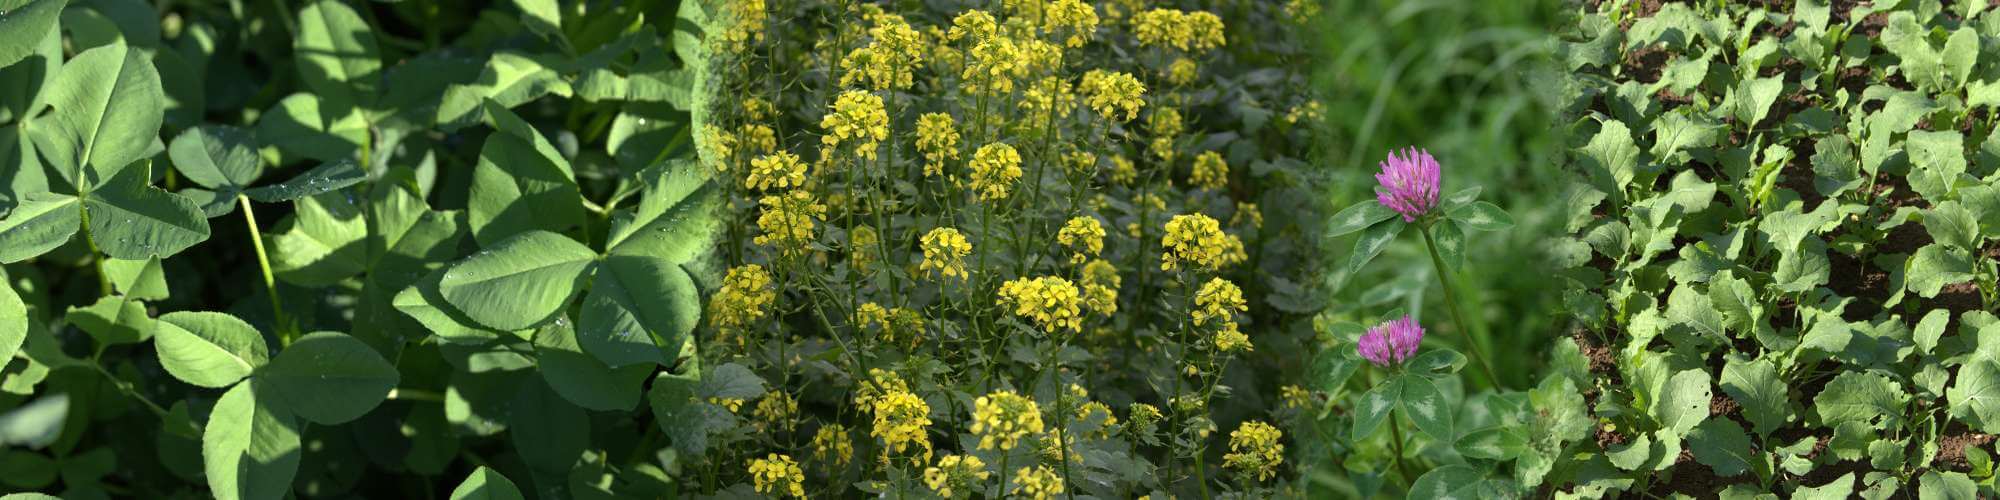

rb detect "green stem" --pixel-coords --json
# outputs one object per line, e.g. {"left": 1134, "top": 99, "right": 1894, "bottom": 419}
{"left": 1417, "top": 223, "right": 1501, "bottom": 388}
{"left": 77, "top": 199, "right": 111, "bottom": 296}
{"left": 1388, "top": 406, "right": 1413, "bottom": 484}
{"left": 239, "top": 195, "right": 291, "bottom": 344}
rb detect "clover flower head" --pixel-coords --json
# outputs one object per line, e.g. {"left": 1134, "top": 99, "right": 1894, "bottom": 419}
{"left": 1357, "top": 314, "right": 1424, "bottom": 366}
{"left": 1375, "top": 147, "right": 1442, "bottom": 223}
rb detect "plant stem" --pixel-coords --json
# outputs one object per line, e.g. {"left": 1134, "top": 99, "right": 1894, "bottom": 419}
{"left": 1388, "top": 407, "right": 1413, "bottom": 484}
{"left": 1416, "top": 223, "right": 1501, "bottom": 388}
{"left": 76, "top": 196, "right": 112, "bottom": 296}
{"left": 239, "top": 195, "right": 291, "bottom": 345}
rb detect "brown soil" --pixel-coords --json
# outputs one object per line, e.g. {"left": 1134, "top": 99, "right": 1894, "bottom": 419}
{"left": 1938, "top": 433, "right": 1996, "bottom": 471}
{"left": 1617, "top": 0, "right": 1667, "bottom": 31}
{"left": 1828, "top": 249, "right": 1893, "bottom": 321}
{"left": 1710, "top": 393, "right": 1741, "bottom": 417}
{"left": 1623, "top": 45, "right": 1672, "bottom": 84}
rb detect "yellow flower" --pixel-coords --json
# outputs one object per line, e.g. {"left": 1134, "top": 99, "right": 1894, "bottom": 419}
{"left": 1018, "top": 76, "right": 1076, "bottom": 126}
{"left": 871, "top": 390, "right": 933, "bottom": 460}
{"left": 919, "top": 227, "right": 973, "bottom": 281}
{"left": 710, "top": 396, "right": 746, "bottom": 413}
{"left": 857, "top": 302, "right": 925, "bottom": 348}
{"left": 1081, "top": 70, "right": 1146, "bottom": 121}
{"left": 1063, "top": 150, "right": 1097, "bottom": 174}
{"left": 971, "top": 390, "right": 1044, "bottom": 451}
{"left": 1149, "top": 136, "right": 1177, "bottom": 163}
{"left": 738, "top": 123, "right": 777, "bottom": 156}
{"left": 709, "top": 265, "right": 775, "bottom": 340}
{"left": 1191, "top": 151, "right": 1229, "bottom": 190}
{"left": 1109, "top": 155, "right": 1137, "bottom": 185}
{"left": 967, "top": 143, "right": 1023, "bottom": 201}
{"left": 1224, "top": 421, "right": 1284, "bottom": 482}
{"left": 754, "top": 190, "right": 826, "bottom": 256}
{"left": 947, "top": 10, "right": 999, "bottom": 43}
{"left": 1214, "top": 322, "right": 1252, "bottom": 352}
{"left": 746, "top": 151, "right": 808, "bottom": 191}
{"left": 747, "top": 453, "right": 805, "bottom": 498}
{"left": 1080, "top": 259, "right": 1121, "bottom": 317}
{"left": 1043, "top": 0, "right": 1101, "bottom": 47}
{"left": 1280, "top": 385, "right": 1314, "bottom": 410}
{"left": 1167, "top": 57, "right": 1198, "bottom": 86}
{"left": 1285, "top": 0, "right": 1321, "bottom": 24}
{"left": 719, "top": 0, "right": 768, "bottom": 52}
{"left": 813, "top": 424, "right": 854, "bottom": 467}
{"left": 923, "top": 454, "right": 991, "bottom": 499}
{"left": 1187, "top": 11, "right": 1227, "bottom": 52}
{"left": 1012, "top": 465, "right": 1064, "bottom": 500}
{"left": 997, "top": 276, "right": 1085, "bottom": 333}
{"left": 1160, "top": 213, "right": 1246, "bottom": 272}
{"left": 1193, "top": 278, "right": 1247, "bottom": 327}
{"left": 1149, "top": 106, "right": 1184, "bottom": 137}
{"left": 963, "top": 36, "right": 1022, "bottom": 94}
{"left": 1057, "top": 216, "right": 1106, "bottom": 263}
{"left": 702, "top": 126, "right": 737, "bottom": 171}
{"left": 821, "top": 90, "right": 890, "bottom": 159}
{"left": 1285, "top": 100, "right": 1323, "bottom": 125}
{"left": 841, "top": 16, "right": 927, "bottom": 90}
{"left": 853, "top": 368, "right": 911, "bottom": 409}
{"left": 1132, "top": 9, "right": 1190, "bottom": 50}
{"left": 742, "top": 96, "right": 776, "bottom": 121}
{"left": 1038, "top": 430, "right": 1078, "bottom": 465}
{"left": 1233, "top": 202, "right": 1263, "bottom": 229}
{"left": 753, "top": 391, "right": 799, "bottom": 432}
{"left": 849, "top": 225, "right": 878, "bottom": 272}
{"left": 1127, "top": 403, "right": 1162, "bottom": 437}
{"left": 915, "top": 113, "right": 961, "bottom": 176}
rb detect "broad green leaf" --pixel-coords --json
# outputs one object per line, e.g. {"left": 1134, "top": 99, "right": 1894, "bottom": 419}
{"left": 268, "top": 191, "right": 367, "bottom": 286}
{"left": 394, "top": 271, "right": 510, "bottom": 345}
{"left": 294, "top": 0, "right": 381, "bottom": 105}
{"left": 1793, "top": 472, "right": 1855, "bottom": 499}
{"left": 167, "top": 125, "right": 261, "bottom": 192}
{"left": 1334, "top": 219, "right": 1403, "bottom": 292}
{"left": 258, "top": 332, "right": 399, "bottom": 425}
{"left": 0, "top": 0, "right": 67, "bottom": 69}
{"left": 1920, "top": 471, "right": 1977, "bottom": 500}
{"left": 0, "top": 191, "right": 80, "bottom": 263}
{"left": 243, "top": 158, "right": 365, "bottom": 203}
{"left": 101, "top": 255, "right": 167, "bottom": 300}
{"left": 255, "top": 92, "right": 367, "bottom": 162}
{"left": 1651, "top": 368, "right": 1710, "bottom": 437}
{"left": 1816, "top": 371, "right": 1907, "bottom": 429}
{"left": 1399, "top": 375, "right": 1453, "bottom": 440}
{"left": 1923, "top": 202, "right": 1980, "bottom": 251}
{"left": 467, "top": 101, "right": 584, "bottom": 246}
{"left": 1733, "top": 75, "right": 1784, "bottom": 127}
{"left": 203, "top": 381, "right": 300, "bottom": 500}
{"left": 438, "top": 230, "right": 597, "bottom": 331}
{"left": 1941, "top": 28, "right": 1978, "bottom": 88}
{"left": 1719, "top": 356, "right": 1789, "bottom": 437}
{"left": 1455, "top": 426, "right": 1527, "bottom": 460}
{"left": 25, "top": 42, "right": 161, "bottom": 190}
{"left": 1350, "top": 378, "right": 1398, "bottom": 440}
{"left": 1650, "top": 111, "right": 1719, "bottom": 165}
{"left": 1407, "top": 465, "right": 1491, "bottom": 499}
{"left": 66, "top": 294, "right": 151, "bottom": 345}
{"left": 83, "top": 162, "right": 210, "bottom": 259}
{"left": 1687, "top": 419, "right": 1756, "bottom": 477}
{"left": 435, "top": 53, "right": 573, "bottom": 130}
{"left": 449, "top": 466, "right": 525, "bottom": 500}
{"left": 154, "top": 312, "right": 269, "bottom": 388}
{"left": 1949, "top": 359, "right": 2000, "bottom": 433}
{"left": 1811, "top": 134, "right": 1861, "bottom": 197}
{"left": 1447, "top": 201, "right": 1513, "bottom": 231}
{"left": 1578, "top": 119, "right": 1639, "bottom": 196}
{"left": 534, "top": 316, "right": 649, "bottom": 411}
{"left": 509, "top": 378, "right": 587, "bottom": 473}
{"left": 1530, "top": 375, "right": 1592, "bottom": 446}
{"left": 1906, "top": 244, "right": 1975, "bottom": 298}
{"left": 0, "top": 282, "right": 22, "bottom": 367}
{"left": 1915, "top": 310, "right": 1950, "bottom": 355}
{"left": 1431, "top": 220, "right": 1465, "bottom": 272}
{"left": 1665, "top": 284, "right": 1725, "bottom": 342}
{"left": 579, "top": 255, "right": 699, "bottom": 367}
{"left": 1907, "top": 130, "right": 1966, "bottom": 201}
{"left": 1325, "top": 200, "right": 1396, "bottom": 238}
{"left": 604, "top": 164, "right": 719, "bottom": 263}
{"left": 513, "top": 0, "right": 562, "bottom": 42}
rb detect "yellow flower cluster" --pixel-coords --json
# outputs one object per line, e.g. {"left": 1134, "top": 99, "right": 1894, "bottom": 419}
{"left": 1223, "top": 420, "right": 1284, "bottom": 482}
{"left": 1012, "top": 466, "right": 1064, "bottom": 500}
{"left": 1109, "top": 155, "right": 1136, "bottom": 185}
{"left": 1167, "top": 57, "right": 1198, "bottom": 86}
{"left": 1280, "top": 385, "right": 1313, "bottom": 410}
{"left": 842, "top": 15, "right": 928, "bottom": 91}
{"left": 738, "top": 124, "right": 777, "bottom": 157}
{"left": 852, "top": 368, "right": 911, "bottom": 409}
{"left": 1132, "top": 8, "right": 1226, "bottom": 53}
{"left": 746, "top": 151, "right": 808, "bottom": 191}
{"left": 1233, "top": 202, "right": 1263, "bottom": 229}
{"left": 967, "top": 143, "right": 1022, "bottom": 201}
{"left": 1080, "top": 259, "right": 1121, "bottom": 317}
{"left": 709, "top": 265, "right": 775, "bottom": 340}
{"left": 755, "top": 191, "right": 826, "bottom": 255}
{"left": 820, "top": 90, "right": 890, "bottom": 159}
{"left": 849, "top": 225, "right": 878, "bottom": 272}
{"left": 813, "top": 424, "right": 854, "bottom": 467}
{"left": 1285, "top": 0, "right": 1322, "bottom": 24}
{"left": 747, "top": 453, "right": 805, "bottom": 498}
{"left": 742, "top": 97, "right": 775, "bottom": 121}
{"left": 1191, "top": 151, "right": 1228, "bottom": 190}
{"left": 1195, "top": 277, "right": 1252, "bottom": 352}
{"left": 923, "top": 454, "right": 990, "bottom": 499}
{"left": 1018, "top": 76, "right": 1076, "bottom": 125}
{"left": 753, "top": 391, "right": 799, "bottom": 432}
{"left": 1285, "top": 100, "right": 1323, "bottom": 125}
{"left": 947, "top": 10, "right": 999, "bottom": 43}
{"left": 1057, "top": 216, "right": 1105, "bottom": 263}
{"left": 1128, "top": 402, "right": 1162, "bottom": 437}
{"left": 919, "top": 227, "right": 973, "bottom": 281}
{"left": 719, "top": 0, "right": 767, "bottom": 52}
{"left": 857, "top": 302, "right": 925, "bottom": 349}
{"left": 1081, "top": 70, "right": 1146, "bottom": 121}
{"left": 997, "top": 276, "right": 1085, "bottom": 333}
{"left": 1160, "top": 213, "right": 1246, "bottom": 272}
{"left": 962, "top": 34, "right": 1023, "bottom": 94}
{"left": 1062, "top": 149, "right": 1096, "bottom": 174}
{"left": 915, "top": 113, "right": 960, "bottom": 176}
{"left": 1043, "top": 0, "right": 1101, "bottom": 47}
{"left": 870, "top": 389, "right": 933, "bottom": 459}
{"left": 970, "top": 390, "right": 1044, "bottom": 451}
{"left": 711, "top": 397, "right": 746, "bottom": 413}
{"left": 1076, "top": 401, "right": 1119, "bottom": 437}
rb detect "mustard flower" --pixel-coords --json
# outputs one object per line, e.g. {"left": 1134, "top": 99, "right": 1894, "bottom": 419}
{"left": 754, "top": 190, "right": 826, "bottom": 256}
{"left": 871, "top": 389, "right": 934, "bottom": 459}
{"left": 1127, "top": 403, "right": 1162, "bottom": 437}
{"left": 924, "top": 454, "right": 991, "bottom": 499}
{"left": 1281, "top": 385, "right": 1313, "bottom": 410}
{"left": 1109, "top": 155, "right": 1137, "bottom": 185}
{"left": 963, "top": 36, "right": 1022, "bottom": 94}
{"left": 719, "top": 0, "right": 767, "bottom": 51}
{"left": 1186, "top": 11, "right": 1226, "bottom": 52}
{"left": 1081, "top": 70, "right": 1146, "bottom": 121}
{"left": 1132, "top": 9, "right": 1190, "bottom": 50}
{"left": 971, "top": 390, "right": 1045, "bottom": 451}
{"left": 747, "top": 453, "right": 805, "bottom": 498}
{"left": 1063, "top": 150, "right": 1097, "bottom": 175}
{"left": 709, "top": 265, "right": 775, "bottom": 340}
{"left": 1358, "top": 314, "right": 1425, "bottom": 367}
{"left": 1057, "top": 216, "right": 1106, "bottom": 263}
{"left": 753, "top": 391, "right": 799, "bottom": 432}
{"left": 1017, "top": 76, "right": 1077, "bottom": 126}
{"left": 1043, "top": 0, "right": 1101, "bottom": 47}
{"left": 1148, "top": 107, "right": 1184, "bottom": 138}
{"left": 997, "top": 276, "right": 1085, "bottom": 333}
{"left": 947, "top": 10, "right": 999, "bottom": 43}
{"left": 1375, "top": 147, "right": 1442, "bottom": 222}
{"left": 1160, "top": 213, "right": 1246, "bottom": 272}
{"left": 1232, "top": 202, "right": 1263, "bottom": 229}
{"left": 967, "top": 143, "right": 1022, "bottom": 201}
{"left": 813, "top": 424, "right": 854, "bottom": 467}
{"left": 742, "top": 96, "right": 776, "bottom": 121}
{"left": 1223, "top": 420, "right": 1284, "bottom": 482}
{"left": 852, "top": 368, "right": 910, "bottom": 409}
{"left": 849, "top": 224, "right": 878, "bottom": 272}
{"left": 1012, "top": 465, "right": 1064, "bottom": 500}
{"left": 858, "top": 302, "right": 925, "bottom": 349}
{"left": 1080, "top": 259, "right": 1121, "bottom": 317}
{"left": 915, "top": 113, "right": 960, "bottom": 176}
{"left": 840, "top": 16, "right": 927, "bottom": 90}
{"left": 746, "top": 151, "right": 807, "bottom": 191}
{"left": 1167, "top": 57, "right": 1198, "bottom": 86}
{"left": 1193, "top": 278, "right": 1247, "bottom": 327}
{"left": 710, "top": 397, "right": 746, "bottom": 413}
{"left": 737, "top": 123, "right": 777, "bottom": 156}
{"left": 919, "top": 227, "right": 973, "bottom": 281}
{"left": 821, "top": 90, "right": 890, "bottom": 160}
{"left": 1191, "top": 150, "right": 1229, "bottom": 190}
